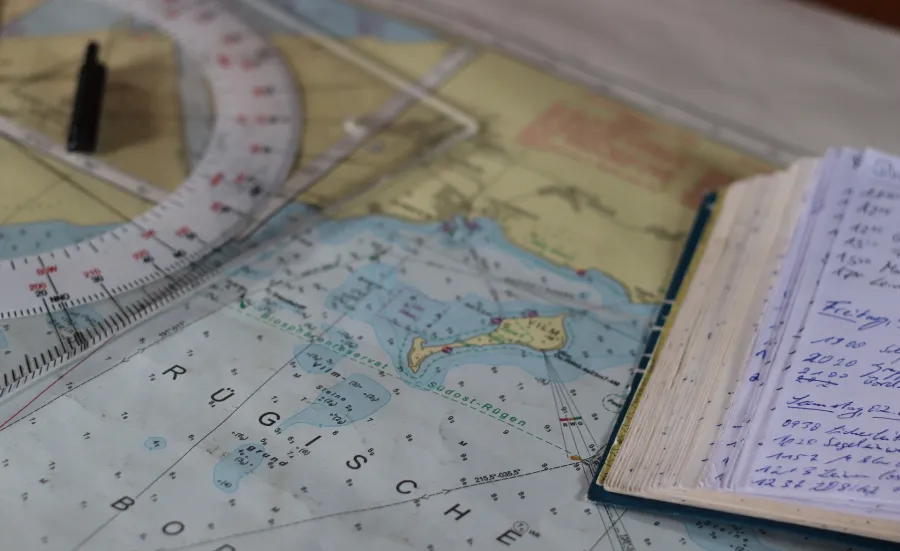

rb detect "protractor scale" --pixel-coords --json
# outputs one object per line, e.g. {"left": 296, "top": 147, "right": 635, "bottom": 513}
{"left": 0, "top": 0, "right": 300, "bottom": 396}
{"left": 0, "top": 0, "right": 477, "bottom": 401}
{"left": 1, "top": 0, "right": 300, "bottom": 315}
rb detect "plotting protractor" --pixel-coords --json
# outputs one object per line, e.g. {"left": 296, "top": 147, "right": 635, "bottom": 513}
{"left": 0, "top": 0, "right": 301, "bottom": 396}
{"left": 0, "top": 0, "right": 300, "bottom": 316}
{"left": 0, "top": 0, "right": 478, "bottom": 401}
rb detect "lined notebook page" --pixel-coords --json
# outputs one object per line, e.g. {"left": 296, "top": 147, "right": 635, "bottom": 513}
{"left": 734, "top": 149, "right": 900, "bottom": 505}
{"left": 601, "top": 149, "right": 900, "bottom": 542}
{"left": 688, "top": 160, "right": 824, "bottom": 488}
{"left": 702, "top": 149, "right": 859, "bottom": 489}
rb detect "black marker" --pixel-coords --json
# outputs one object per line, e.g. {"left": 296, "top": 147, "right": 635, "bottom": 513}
{"left": 66, "top": 42, "right": 107, "bottom": 153}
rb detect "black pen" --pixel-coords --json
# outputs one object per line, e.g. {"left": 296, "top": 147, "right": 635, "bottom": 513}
{"left": 66, "top": 41, "right": 107, "bottom": 153}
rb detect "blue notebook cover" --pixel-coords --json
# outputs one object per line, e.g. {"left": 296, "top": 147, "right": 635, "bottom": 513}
{"left": 586, "top": 192, "right": 896, "bottom": 551}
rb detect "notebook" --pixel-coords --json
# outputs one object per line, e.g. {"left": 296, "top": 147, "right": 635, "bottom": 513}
{"left": 588, "top": 147, "right": 900, "bottom": 547}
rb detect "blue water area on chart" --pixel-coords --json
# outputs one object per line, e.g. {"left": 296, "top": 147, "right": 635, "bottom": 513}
{"left": 315, "top": 214, "right": 649, "bottom": 312}
{"left": 144, "top": 437, "right": 167, "bottom": 451}
{"left": 279, "top": 373, "right": 390, "bottom": 429}
{"left": 292, "top": 342, "right": 344, "bottom": 374}
{"left": 0, "top": 207, "right": 652, "bottom": 393}
{"left": 326, "top": 262, "right": 648, "bottom": 388}
{"left": 0, "top": 221, "right": 117, "bottom": 259}
{"left": 213, "top": 443, "right": 266, "bottom": 493}
{"left": 46, "top": 305, "right": 103, "bottom": 332}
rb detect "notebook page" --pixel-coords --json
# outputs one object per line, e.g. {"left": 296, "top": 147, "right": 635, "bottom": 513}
{"left": 699, "top": 154, "right": 831, "bottom": 486}
{"left": 695, "top": 158, "right": 831, "bottom": 488}
{"left": 603, "top": 180, "right": 759, "bottom": 494}
{"left": 661, "top": 166, "right": 810, "bottom": 490}
{"left": 735, "top": 149, "right": 900, "bottom": 505}
{"left": 722, "top": 152, "right": 860, "bottom": 492}
{"left": 723, "top": 152, "right": 863, "bottom": 492}
{"left": 702, "top": 150, "right": 859, "bottom": 488}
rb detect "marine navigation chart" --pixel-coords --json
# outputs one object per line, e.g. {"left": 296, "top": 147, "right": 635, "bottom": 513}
{"left": 0, "top": 0, "right": 871, "bottom": 550}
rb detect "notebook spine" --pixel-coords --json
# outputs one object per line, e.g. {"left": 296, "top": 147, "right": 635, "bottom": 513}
{"left": 591, "top": 191, "right": 722, "bottom": 488}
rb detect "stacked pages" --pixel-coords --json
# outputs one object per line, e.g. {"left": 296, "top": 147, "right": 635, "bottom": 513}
{"left": 591, "top": 148, "right": 900, "bottom": 545}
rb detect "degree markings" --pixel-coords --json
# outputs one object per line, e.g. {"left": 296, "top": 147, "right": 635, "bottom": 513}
{"left": 0, "top": 0, "right": 302, "bottom": 317}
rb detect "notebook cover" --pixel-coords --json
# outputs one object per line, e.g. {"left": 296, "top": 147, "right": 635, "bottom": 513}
{"left": 587, "top": 190, "right": 896, "bottom": 551}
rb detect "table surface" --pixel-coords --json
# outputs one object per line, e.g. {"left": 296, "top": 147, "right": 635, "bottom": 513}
{"left": 805, "top": 0, "right": 900, "bottom": 31}
{"left": 365, "top": 0, "right": 900, "bottom": 158}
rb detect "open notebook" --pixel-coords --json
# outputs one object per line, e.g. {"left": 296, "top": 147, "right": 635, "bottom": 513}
{"left": 589, "top": 148, "right": 900, "bottom": 547}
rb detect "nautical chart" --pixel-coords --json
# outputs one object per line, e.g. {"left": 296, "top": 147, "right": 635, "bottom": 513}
{"left": 0, "top": 0, "right": 875, "bottom": 550}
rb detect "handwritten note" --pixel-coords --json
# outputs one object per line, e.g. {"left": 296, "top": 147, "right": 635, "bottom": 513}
{"left": 739, "top": 150, "right": 900, "bottom": 504}
{"left": 703, "top": 149, "right": 857, "bottom": 490}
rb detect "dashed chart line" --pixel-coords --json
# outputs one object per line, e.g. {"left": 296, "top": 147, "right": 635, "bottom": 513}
{"left": 235, "top": 303, "right": 576, "bottom": 454}
{"left": 230, "top": 216, "right": 635, "bottom": 458}
{"left": 232, "top": 298, "right": 596, "bottom": 459}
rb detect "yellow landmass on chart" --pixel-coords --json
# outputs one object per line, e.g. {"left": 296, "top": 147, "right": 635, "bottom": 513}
{"left": 328, "top": 42, "right": 772, "bottom": 302}
{"left": 407, "top": 313, "right": 567, "bottom": 373}
{"left": 0, "top": 22, "right": 771, "bottom": 302}
{"left": 271, "top": 35, "right": 459, "bottom": 205}
{"left": 0, "top": 30, "right": 183, "bottom": 225}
